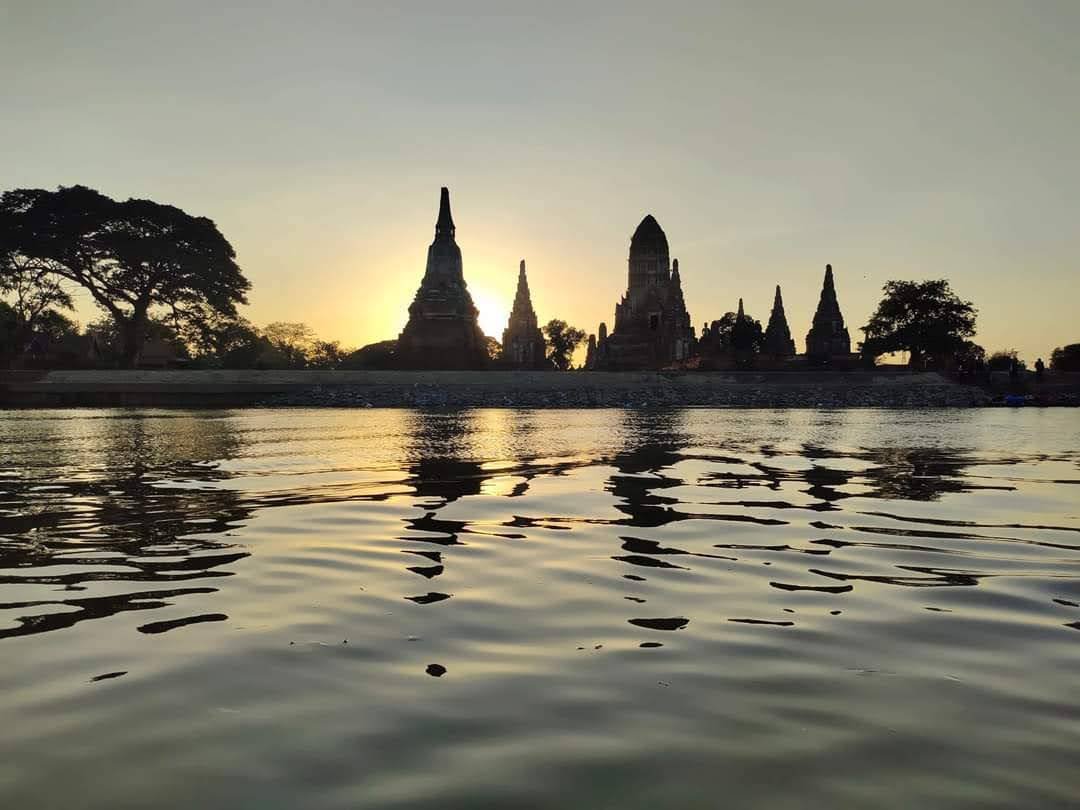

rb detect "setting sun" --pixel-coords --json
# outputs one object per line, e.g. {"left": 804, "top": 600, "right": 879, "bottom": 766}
{"left": 469, "top": 285, "right": 509, "bottom": 340}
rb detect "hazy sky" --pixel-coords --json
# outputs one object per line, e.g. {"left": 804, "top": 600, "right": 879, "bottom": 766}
{"left": 2, "top": 1, "right": 1077, "bottom": 361}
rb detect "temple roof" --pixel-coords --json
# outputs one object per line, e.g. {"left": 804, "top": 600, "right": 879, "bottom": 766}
{"left": 630, "top": 214, "right": 669, "bottom": 255}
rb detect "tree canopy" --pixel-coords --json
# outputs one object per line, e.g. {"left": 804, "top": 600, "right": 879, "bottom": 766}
{"left": 0, "top": 185, "right": 249, "bottom": 367}
{"left": 1050, "top": 344, "right": 1080, "bottom": 372}
{"left": 860, "top": 280, "right": 976, "bottom": 368}
{"left": 708, "top": 311, "right": 764, "bottom": 353}
{"left": 542, "top": 319, "right": 586, "bottom": 370}
{"left": 987, "top": 349, "right": 1026, "bottom": 372}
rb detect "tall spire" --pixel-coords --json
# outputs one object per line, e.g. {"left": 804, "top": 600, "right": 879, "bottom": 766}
{"left": 501, "top": 258, "right": 547, "bottom": 368}
{"left": 806, "top": 263, "right": 851, "bottom": 358}
{"left": 737, "top": 297, "right": 745, "bottom": 319}
{"left": 763, "top": 284, "right": 796, "bottom": 357}
{"left": 395, "top": 187, "right": 487, "bottom": 369}
{"left": 510, "top": 259, "right": 536, "bottom": 321}
{"left": 435, "top": 186, "right": 455, "bottom": 239}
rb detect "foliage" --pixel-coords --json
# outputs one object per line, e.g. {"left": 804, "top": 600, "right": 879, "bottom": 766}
{"left": 342, "top": 340, "right": 397, "bottom": 370}
{"left": 84, "top": 315, "right": 190, "bottom": 366}
{"left": 542, "top": 319, "right": 586, "bottom": 371}
{"left": 708, "top": 311, "right": 763, "bottom": 352}
{"left": 308, "top": 340, "right": 349, "bottom": 370}
{"left": 261, "top": 322, "right": 318, "bottom": 368}
{"left": 987, "top": 349, "right": 1026, "bottom": 372}
{"left": 484, "top": 336, "right": 501, "bottom": 361}
{"left": 949, "top": 340, "right": 986, "bottom": 373}
{"left": 1050, "top": 344, "right": 1080, "bottom": 372}
{"left": 860, "top": 280, "right": 976, "bottom": 368}
{"left": 0, "top": 185, "right": 249, "bottom": 367}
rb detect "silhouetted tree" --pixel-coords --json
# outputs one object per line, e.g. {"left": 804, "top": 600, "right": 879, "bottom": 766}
{"left": 1050, "top": 344, "right": 1080, "bottom": 372}
{"left": 261, "top": 322, "right": 317, "bottom": 368}
{"left": 860, "top": 280, "right": 976, "bottom": 368}
{"left": 949, "top": 339, "right": 986, "bottom": 375}
{"left": 342, "top": 340, "right": 397, "bottom": 370}
{"left": 175, "top": 311, "right": 275, "bottom": 369}
{"left": 85, "top": 315, "right": 189, "bottom": 366}
{"left": 987, "top": 349, "right": 1026, "bottom": 372}
{"left": 308, "top": 340, "right": 349, "bottom": 369}
{"left": 542, "top": 319, "right": 586, "bottom": 370}
{"left": 0, "top": 185, "right": 249, "bottom": 367}
{"left": 0, "top": 244, "right": 74, "bottom": 360}
{"left": 708, "top": 311, "right": 764, "bottom": 352}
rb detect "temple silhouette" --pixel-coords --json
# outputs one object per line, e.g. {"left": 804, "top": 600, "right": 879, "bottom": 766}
{"left": 586, "top": 215, "right": 695, "bottom": 370}
{"left": 805, "top": 264, "right": 852, "bottom": 361}
{"left": 395, "top": 188, "right": 489, "bottom": 369}
{"left": 500, "top": 260, "right": 549, "bottom": 369}
{"left": 392, "top": 188, "right": 857, "bottom": 371}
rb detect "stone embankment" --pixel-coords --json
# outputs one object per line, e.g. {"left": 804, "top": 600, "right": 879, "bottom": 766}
{"left": 0, "top": 368, "right": 1007, "bottom": 408}
{"left": 266, "top": 375, "right": 990, "bottom": 409}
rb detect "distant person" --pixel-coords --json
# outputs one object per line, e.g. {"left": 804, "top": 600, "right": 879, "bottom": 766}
{"left": 1035, "top": 357, "right": 1045, "bottom": 381}
{"left": 1009, "top": 357, "right": 1020, "bottom": 381}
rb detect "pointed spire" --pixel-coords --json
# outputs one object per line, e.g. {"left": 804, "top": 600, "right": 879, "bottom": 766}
{"left": 435, "top": 186, "right": 455, "bottom": 239}
{"left": 806, "top": 263, "right": 851, "bottom": 358}
{"left": 764, "top": 284, "right": 796, "bottom": 357}
{"left": 672, "top": 258, "right": 680, "bottom": 278}
{"left": 731, "top": 297, "right": 755, "bottom": 353}
{"left": 511, "top": 258, "right": 535, "bottom": 318}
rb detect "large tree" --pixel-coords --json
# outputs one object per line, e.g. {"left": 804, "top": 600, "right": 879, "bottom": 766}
{"left": 542, "top": 319, "right": 586, "bottom": 371}
{"left": 707, "top": 311, "right": 764, "bottom": 352}
{"left": 860, "top": 280, "right": 976, "bottom": 368}
{"left": 0, "top": 185, "right": 249, "bottom": 367}
{"left": 1050, "top": 344, "right": 1080, "bottom": 372}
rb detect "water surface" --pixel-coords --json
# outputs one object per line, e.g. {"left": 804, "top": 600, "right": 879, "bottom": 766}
{"left": 1, "top": 408, "right": 1078, "bottom": 808}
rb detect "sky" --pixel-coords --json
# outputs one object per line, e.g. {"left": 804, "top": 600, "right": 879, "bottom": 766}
{"left": 2, "top": 1, "right": 1077, "bottom": 362}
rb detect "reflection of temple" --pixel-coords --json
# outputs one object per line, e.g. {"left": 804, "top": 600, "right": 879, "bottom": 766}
{"left": 403, "top": 411, "right": 487, "bottom": 507}
{"left": 500, "top": 260, "right": 548, "bottom": 369}
{"left": 607, "top": 410, "right": 690, "bottom": 526}
{"left": 395, "top": 188, "right": 489, "bottom": 369}
{"left": 587, "top": 216, "right": 695, "bottom": 370}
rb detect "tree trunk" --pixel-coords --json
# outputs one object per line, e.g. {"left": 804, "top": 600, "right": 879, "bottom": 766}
{"left": 119, "top": 312, "right": 147, "bottom": 369}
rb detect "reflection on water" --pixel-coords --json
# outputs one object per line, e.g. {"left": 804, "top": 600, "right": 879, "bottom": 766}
{"left": 1, "top": 408, "right": 1079, "bottom": 808}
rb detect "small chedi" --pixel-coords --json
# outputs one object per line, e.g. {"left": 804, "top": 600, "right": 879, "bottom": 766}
{"left": 762, "top": 285, "right": 796, "bottom": 357}
{"left": 500, "top": 260, "right": 548, "bottom": 369}
{"left": 805, "top": 263, "right": 852, "bottom": 361}
{"left": 395, "top": 187, "right": 489, "bottom": 369}
{"left": 589, "top": 215, "right": 695, "bottom": 370}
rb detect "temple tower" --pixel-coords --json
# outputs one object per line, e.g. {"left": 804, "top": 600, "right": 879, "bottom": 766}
{"left": 396, "top": 188, "right": 489, "bottom": 369}
{"left": 500, "top": 260, "right": 548, "bottom": 368}
{"left": 805, "top": 264, "right": 851, "bottom": 359}
{"left": 763, "top": 285, "right": 796, "bottom": 357}
{"left": 596, "top": 215, "right": 695, "bottom": 369}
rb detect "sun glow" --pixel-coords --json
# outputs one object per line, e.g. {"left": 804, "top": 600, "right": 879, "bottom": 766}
{"left": 469, "top": 286, "right": 509, "bottom": 340}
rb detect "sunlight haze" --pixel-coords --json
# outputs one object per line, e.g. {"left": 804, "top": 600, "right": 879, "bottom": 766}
{"left": 2, "top": 0, "right": 1076, "bottom": 362}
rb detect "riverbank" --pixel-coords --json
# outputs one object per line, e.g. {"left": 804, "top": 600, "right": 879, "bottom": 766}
{"left": 0, "top": 368, "right": 1022, "bottom": 408}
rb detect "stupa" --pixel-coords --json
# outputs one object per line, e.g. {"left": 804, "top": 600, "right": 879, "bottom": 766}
{"left": 395, "top": 188, "right": 489, "bottom": 369}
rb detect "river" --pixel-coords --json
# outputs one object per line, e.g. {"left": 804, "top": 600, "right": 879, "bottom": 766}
{"left": 1, "top": 408, "right": 1078, "bottom": 808}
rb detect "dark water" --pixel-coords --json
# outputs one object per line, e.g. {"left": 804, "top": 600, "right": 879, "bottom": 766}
{"left": 1, "top": 408, "right": 1079, "bottom": 809}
